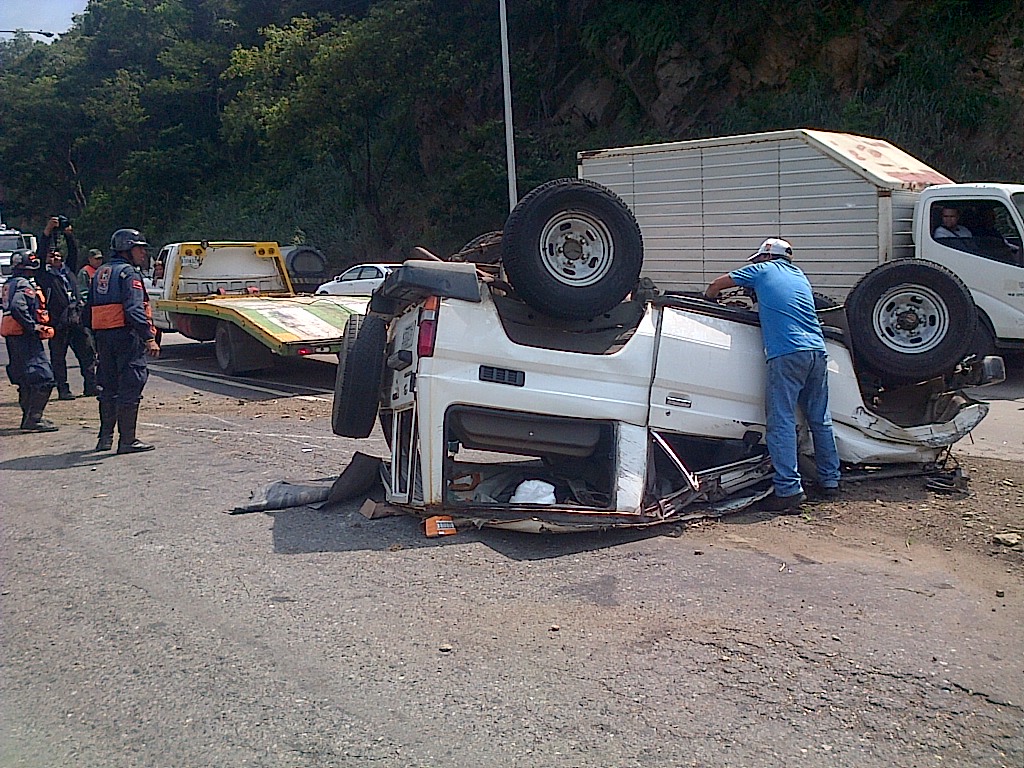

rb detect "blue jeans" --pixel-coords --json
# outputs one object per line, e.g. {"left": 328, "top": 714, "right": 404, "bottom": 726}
{"left": 765, "top": 350, "right": 841, "bottom": 497}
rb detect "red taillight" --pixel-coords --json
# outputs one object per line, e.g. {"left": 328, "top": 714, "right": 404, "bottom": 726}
{"left": 297, "top": 347, "right": 311, "bottom": 356}
{"left": 417, "top": 296, "right": 440, "bottom": 357}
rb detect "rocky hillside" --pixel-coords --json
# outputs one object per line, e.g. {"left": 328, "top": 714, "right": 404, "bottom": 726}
{"left": 513, "top": 0, "right": 1024, "bottom": 182}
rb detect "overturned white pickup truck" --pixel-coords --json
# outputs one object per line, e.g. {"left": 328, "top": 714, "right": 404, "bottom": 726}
{"left": 333, "top": 180, "right": 1003, "bottom": 532}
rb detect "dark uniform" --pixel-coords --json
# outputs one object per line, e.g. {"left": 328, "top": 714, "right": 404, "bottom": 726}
{"left": 1, "top": 249, "right": 58, "bottom": 432}
{"left": 38, "top": 248, "right": 98, "bottom": 399}
{"left": 87, "top": 228, "right": 159, "bottom": 453}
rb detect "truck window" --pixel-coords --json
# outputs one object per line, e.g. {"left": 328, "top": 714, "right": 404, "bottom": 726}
{"left": 931, "top": 200, "right": 1023, "bottom": 268}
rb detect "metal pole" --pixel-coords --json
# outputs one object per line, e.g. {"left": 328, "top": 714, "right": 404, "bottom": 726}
{"left": 498, "top": 0, "right": 518, "bottom": 211}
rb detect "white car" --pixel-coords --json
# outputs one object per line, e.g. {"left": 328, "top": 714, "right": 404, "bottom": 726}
{"left": 315, "top": 263, "right": 401, "bottom": 296}
{"left": 331, "top": 180, "right": 1005, "bottom": 532}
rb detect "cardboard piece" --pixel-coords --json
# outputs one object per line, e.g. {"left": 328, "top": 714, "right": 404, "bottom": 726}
{"left": 358, "top": 499, "right": 403, "bottom": 520}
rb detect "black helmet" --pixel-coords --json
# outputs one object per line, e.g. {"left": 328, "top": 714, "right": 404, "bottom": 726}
{"left": 10, "top": 248, "right": 41, "bottom": 270}
{"left": 110, "top": 228, "right": 150, "bottom": 252}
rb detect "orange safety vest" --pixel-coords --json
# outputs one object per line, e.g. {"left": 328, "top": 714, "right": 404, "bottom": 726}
{"left": 91, "top": 298, "right": 154, "bottom": 331}
{"left": 0, "top": 282, "right": 54, "bottom": 339}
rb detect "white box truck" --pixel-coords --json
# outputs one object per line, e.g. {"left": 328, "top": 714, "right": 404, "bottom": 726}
{"left": 577, "top": 129, "right": 1024, "bottom": 354}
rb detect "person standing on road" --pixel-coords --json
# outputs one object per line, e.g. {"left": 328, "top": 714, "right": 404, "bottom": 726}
{"left": 38, "top": 231, "right": 98, "bottom": 399}
{"left": 87, "top": 228, "right": 160, "bottom": 453}
{"left": 705, "top": 238, "right": 840, "bottom": 512}
{"left": 76, "top": 248, "right": 105, "bottom": 395}
{"left": 1, "top": 249, "right": 59, "bottom": 432}
{"left": 76, "top": 248, "right": 104, "bottom": 302}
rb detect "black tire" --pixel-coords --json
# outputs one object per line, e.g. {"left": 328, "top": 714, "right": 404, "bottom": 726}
{"left": 971, "top": 315, "right": 997, "bottom": 359}
{"left": 215, "top": 321, "right": 274, "bottom": 376}
{"left": 846, "top": 260, "right": 977, "bottom": 384}
{"left": 812, "top": 291, "right": 839, "bottom": 310}
{"left": 453, "top": 230, "right": 503, "bottom": 265}
{"left": 502, "top": 178, "right": 643, "bottom": 320}
{"left": 331, "top": 314, "right": 365, "bottom": 434}
{"left": 332, "top": 315, "right": 387, "bottom": 438}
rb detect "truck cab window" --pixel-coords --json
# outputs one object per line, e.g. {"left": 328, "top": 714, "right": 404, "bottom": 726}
{"left": 932, "top": 201, "right": 1023, "bottom": 267}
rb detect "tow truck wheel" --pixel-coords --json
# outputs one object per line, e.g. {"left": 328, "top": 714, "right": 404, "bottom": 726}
{"left": 214, "top": 321, "right": 274, "bottom": 376}
{"left": 502, "top": 178, "right": 643, "bottom": 320}
{"left": 333, "top": 315, "right": 387, "bottom": 438}
{"left": 846, "top": 260, "right": 976, "bottom": 384}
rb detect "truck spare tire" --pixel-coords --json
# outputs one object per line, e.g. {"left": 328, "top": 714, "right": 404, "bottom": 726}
{"left": 502, "top": 178, "right": 643, "bottom": 320}
{"left": 846, "top": 259, "right": 976, "bottom": 384}
{"left": 332, "top": 314, "right": 387, "bottom": 438}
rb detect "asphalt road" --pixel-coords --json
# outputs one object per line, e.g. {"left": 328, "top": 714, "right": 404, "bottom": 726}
{"left": 1, "top": 337, "right": 1021, "bottom": 767}
{"left": 964, "top": 354, "right": 1024, "bottom": 461}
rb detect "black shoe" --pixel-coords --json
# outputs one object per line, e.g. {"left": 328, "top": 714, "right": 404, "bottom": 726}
{"left": 117, "top": 439, "right": 155, "bottom": 454}
{"left": 22, "top": 418, "right": 59, "bottom": 433}
{"left": 115, "top": 404, "right": 154, "bottom": 453}
{"left": 96, "top": 400, "right": 116, "bottom": 451}
{"left": 57, "top": 388, "right": 76, "bottom": 401}
{"left": 761, "top": 491, "right": 807, "bottom": 514}
{"left": 816, "top": 484, "right": 842, "bottom": 500}
{"left": 24, "top": 386, "right": 58, "bottom": 431}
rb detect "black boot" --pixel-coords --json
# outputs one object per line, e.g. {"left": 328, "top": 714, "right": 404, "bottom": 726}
{"left": 82, "top": 368, "right": 99, "bottom": 397}
{"left": 116, "top": 404, "right": 154, "bottom": 453}
{"left": 57, "top": 384, "right": 76, "bottom": 401}
{"left": 18, "top": 387, "right": 31, "bottom": 429}
{"left": 96, "top": 400, "right": 117, "bottom": 451}
{"left": 22, "top": 386, "right": 59, "bottom": 433}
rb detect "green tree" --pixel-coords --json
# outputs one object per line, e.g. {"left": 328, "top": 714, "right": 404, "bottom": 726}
{"left": 225, "top": 5, "right": 440, "bottom": 251}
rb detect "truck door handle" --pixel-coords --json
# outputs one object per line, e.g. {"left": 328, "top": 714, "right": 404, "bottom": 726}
{"left": 665, "top": 394, "right": 692, "bottom": 408}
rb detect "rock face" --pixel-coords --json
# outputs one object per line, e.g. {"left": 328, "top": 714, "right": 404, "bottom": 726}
{"left": 511, "top": 1, "right": 1024, "bottom": 176}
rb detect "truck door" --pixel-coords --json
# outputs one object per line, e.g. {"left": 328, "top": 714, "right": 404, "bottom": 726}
{"left": 149, "top": 246, "right": 172, "bottom": 329}
{"left": 383, "top": 304, "right": 426, "bottom": 506}
{"left": 649, "top": 304, "right": 768, "bottom": 442}
{"left": 919, "top": 196, "right": 1024, "bottom": 342}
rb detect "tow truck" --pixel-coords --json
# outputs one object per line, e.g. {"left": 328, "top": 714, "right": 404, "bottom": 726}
{"left": 147, "top": 241, "right": 365, "bottom": 375}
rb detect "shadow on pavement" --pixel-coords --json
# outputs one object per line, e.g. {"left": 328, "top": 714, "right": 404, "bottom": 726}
{"left": 0, "top": 448, "right": 112, "bottom": 470}
{"left": 267, "top": 501, "right": 672, "bottom": 561}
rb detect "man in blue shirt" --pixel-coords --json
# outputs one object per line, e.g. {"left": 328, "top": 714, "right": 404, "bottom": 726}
{"left": 705, "top": 238, "right": 841, "bottom": 512}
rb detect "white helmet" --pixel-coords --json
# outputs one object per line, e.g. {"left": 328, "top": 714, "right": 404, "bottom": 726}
{"left": 748, "top": 238, "right": 793, "bottom": 262}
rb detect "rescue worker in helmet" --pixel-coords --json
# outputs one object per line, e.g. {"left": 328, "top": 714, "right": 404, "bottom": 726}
{"left": 86, "top": 228, "right": 160, "bottom": 452}
{"left": 1, "top": 248, "right": 59, "bottom": 432}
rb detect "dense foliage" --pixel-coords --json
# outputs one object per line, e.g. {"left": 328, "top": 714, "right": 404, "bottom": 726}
{"left": 1, "top": 0, "right": 1021, "bottom": 269}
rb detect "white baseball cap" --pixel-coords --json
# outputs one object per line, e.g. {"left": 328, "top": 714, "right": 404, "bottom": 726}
{"left": 748, "top": 238, "right": 793, "bottom": 261}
